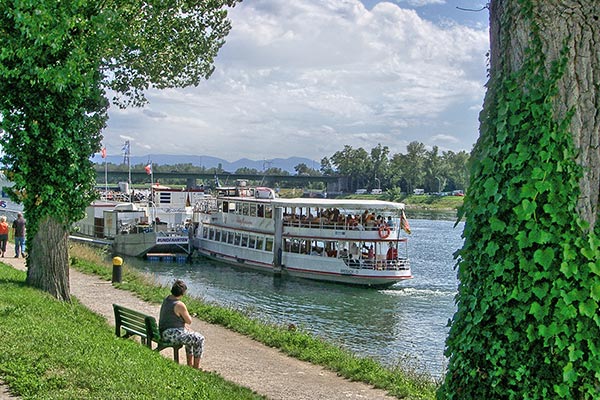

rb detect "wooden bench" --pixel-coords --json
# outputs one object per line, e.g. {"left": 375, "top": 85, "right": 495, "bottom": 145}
{"left": 112, "top": 304, "right": 182, "bottom": 362}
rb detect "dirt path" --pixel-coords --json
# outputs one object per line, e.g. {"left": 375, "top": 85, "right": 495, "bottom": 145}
{"left": 2, "top": 249, "right": 396, "bottom": 400}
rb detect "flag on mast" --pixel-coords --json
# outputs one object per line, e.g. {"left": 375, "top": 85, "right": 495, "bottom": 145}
{"left": 144, "top": 163, "right": 152, "bottom": 175}
{"left": 400, "top": 209, "right": 411, "bottom": 234}
{"left": 101, "top": 147, "right": 107, "bottom": 158}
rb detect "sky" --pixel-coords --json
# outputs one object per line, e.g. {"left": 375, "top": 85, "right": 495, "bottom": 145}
{"left": 103, "top": 0, "right": 490, "bottom": 163}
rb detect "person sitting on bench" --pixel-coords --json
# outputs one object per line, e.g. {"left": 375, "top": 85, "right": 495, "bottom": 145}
{"left": 159, "top": 280, "right": 205, "bottom": 369}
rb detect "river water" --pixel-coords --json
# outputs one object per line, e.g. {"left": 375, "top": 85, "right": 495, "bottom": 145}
{"left": 126, "top": 216, "right": 464, "bottom": 378}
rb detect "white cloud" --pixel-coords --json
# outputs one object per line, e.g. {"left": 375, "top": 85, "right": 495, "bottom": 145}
{"left": 395, "top": 0, "right": 445, "bottom": 7}
{"left": 103, "top": 0, "right": 489, "bottom": 162}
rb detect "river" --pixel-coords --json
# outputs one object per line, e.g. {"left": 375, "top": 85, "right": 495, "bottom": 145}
{"left": 125, "top": 216, "right": 464, "bottom": 379}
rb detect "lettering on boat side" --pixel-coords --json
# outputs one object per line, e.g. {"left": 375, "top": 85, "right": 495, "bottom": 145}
{"left": 155, "top": 237, "right": 189, "bottom": 245}
{"left": 340, "top": 269, "right": 355, "bottom": 275}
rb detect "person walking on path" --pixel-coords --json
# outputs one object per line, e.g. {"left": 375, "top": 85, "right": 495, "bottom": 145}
{"left": 159, "top": 280, "right": 205, "bottom": 369}
{"left": 0, "top": 216, "right": 9, "bottom": 257}
{"left": 12, "top": 213, "right": 25, "bottom": 258}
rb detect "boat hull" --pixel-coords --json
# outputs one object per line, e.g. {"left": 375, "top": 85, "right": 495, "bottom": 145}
{"left": 195, "top": 241, "right": 411, "bottom": 287}
{"left": 112, "top": 232, "right": 189, "bottom": 257}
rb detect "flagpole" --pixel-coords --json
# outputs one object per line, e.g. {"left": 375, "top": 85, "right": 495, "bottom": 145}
{"left": 127, "top": 143, "right": 131, "bottom": 202}
{"left": 101, "top": 146, "right": 108, "bottom": 199}
{"left": 104, "top": 157, "right": 108, "bottom": 196}
{"left": 147, "top": 161, "right": 155, "bottom": 223}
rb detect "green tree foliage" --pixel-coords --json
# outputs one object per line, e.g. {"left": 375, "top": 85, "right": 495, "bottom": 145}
{"left": 0, "top": 0, "right": 238, "bottom": 300}
{"left": 439, "top": 2, "right": 600, "bottom": 399}
{"left": 324, "top": 141, "right": 467, "bottom": 194}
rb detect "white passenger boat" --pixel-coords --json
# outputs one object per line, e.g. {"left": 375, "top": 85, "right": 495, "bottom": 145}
{"left": 72, "top": 186, "right": 209, "bottom": 258}
{"left": 192, "top": 182, "right": 412, "bottom": 287}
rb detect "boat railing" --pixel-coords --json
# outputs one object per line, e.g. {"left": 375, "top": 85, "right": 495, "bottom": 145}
{"left": 341, "top": 257, "right": 410, "bottom": 271}
{"left": 283, "top": 218, "right": 396, "bottom": 233}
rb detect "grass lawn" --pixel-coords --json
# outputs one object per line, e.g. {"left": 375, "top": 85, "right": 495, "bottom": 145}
{"left": 0, "top": 264, "right": 265, "bottom": 400}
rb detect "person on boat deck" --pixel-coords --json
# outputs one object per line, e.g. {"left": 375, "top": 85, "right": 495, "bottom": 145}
{"left": 386, "top": 216, "right": 394, "bottom": 228}
{"left": 339, "top": 248, "right": 349, "bottom": 258}
{"left": 368, "top": 245, "right": 375, "bottom": 260}
{"left": 360, "top": 210, "right": 369, "bottom": 224}
{"left": 159, "top": 280, "right": 205, "bottom": 369}
{"left": 350, "top": 243, "right": 360, "bottom": 258}
{"left": 386, "top": 245, "right": 398, "bottom": 260}
{"left": 365, "top": 213, "right": 377, "bottom": 230}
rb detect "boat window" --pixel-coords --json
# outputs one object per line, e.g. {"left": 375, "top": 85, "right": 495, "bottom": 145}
{"left": 221, "top": 201, "right": 227, "bottom": 212}
{"left": 249, "top": 204, "right": 257, "bottom": 217}
{"left": 234, "top": 233, "right": 241, "bottom": 246}
{"left": 241, "top": 234, "right": 248, "bottom": 247}
{"left": 202, "top": 227, "right": 208, "bottom": 239}
{"left": 227, "top": 231, "right": 234, "bottom": 244}
{"left": 159, "top": 192, "right": 172, "bottom": 204}
{"left": 265, "top": 205, "right": 272, "bottom": 219}
{"left": 214, "top": 230, "right": 221, "bottom": 242}
{"left": 220, "top": 231, "right": 228, "bottom": 243}
{"left": 324, "top": 240, "right": 338, "bottom": 257}
{"left": 303, "top": 240, "right": 311, "bottom": 254}
{"left": 209, "top": 228, "right": 215, "bottom": 240}
{"left": 229, "top": 202, "right": 236, "bottom": 213}
{"left": 241, "top": 203, "right": 249, "bottom": 216}
{"left": 285, "top": 238, "right": 304, "bottom": 254}
{"left": 256, "top": 236, "right": 264, "bottom": 250}
{"left": 248, "top": 235, "right": 256, "bottom": 249}
{"left": 265, "top": 238, "right": 273, "bottom": 251}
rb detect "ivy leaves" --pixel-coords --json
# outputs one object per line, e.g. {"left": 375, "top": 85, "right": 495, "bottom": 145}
{"left": 440, "top": 3, "right": 600, "bottom": 399}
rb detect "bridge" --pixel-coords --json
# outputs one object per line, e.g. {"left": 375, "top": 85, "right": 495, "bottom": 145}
{"left": 96, "top": 171, "right": 348, "bottom": 191}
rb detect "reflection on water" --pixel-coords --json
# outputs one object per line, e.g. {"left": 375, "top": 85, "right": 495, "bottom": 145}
{"left": 124, "top": 217, "right": 463, "bottom": 378}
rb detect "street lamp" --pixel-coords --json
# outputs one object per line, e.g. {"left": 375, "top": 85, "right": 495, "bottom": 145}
{"left": 435, "top": 176, "right": 442, "bottom": 193}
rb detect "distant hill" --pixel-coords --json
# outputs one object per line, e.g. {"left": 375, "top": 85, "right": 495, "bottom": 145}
{"left": 98, "top": 154, "right": 320, "bottom": 174}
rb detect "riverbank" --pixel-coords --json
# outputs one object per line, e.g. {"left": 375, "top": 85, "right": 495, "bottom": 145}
{"left": 402, "top": 195, "right": 463, "bottom": 211}
{"left": 0, "top": 244, "right": 437, "bottom": 399}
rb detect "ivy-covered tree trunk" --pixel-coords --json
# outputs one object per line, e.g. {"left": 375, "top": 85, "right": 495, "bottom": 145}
{"left": 26, "top": 218, "right": 70, "bottom": 301}
{"left": 440, "top": 1, "right": 599, "bottom": 399}
{"left": 487, "top": 1, "right": 599, "bottom": 232}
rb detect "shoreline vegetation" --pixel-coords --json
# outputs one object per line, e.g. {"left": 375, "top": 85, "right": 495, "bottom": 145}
{"left": 0, "top": 243, "right": 439, "bottom": 399}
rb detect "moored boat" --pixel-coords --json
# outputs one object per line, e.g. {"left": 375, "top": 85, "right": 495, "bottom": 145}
{"left": 71, "top": 186, "right": 209, "bottom": 257}
{"left": 192, "top": 181, "right": 412, "bottom": 287}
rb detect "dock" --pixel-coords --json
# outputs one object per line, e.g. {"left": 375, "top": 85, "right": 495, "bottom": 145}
{"left": 145, "top": 253, "right": 189, "bottom": 263}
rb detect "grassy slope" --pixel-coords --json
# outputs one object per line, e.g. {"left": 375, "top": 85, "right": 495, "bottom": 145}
{"left": 0, "top": 264, "right": 264, "bottom": 400}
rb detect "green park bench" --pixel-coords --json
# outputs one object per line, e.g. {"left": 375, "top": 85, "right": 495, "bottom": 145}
{"left": 113, "top": 304, "right": 182, "bottom": 362}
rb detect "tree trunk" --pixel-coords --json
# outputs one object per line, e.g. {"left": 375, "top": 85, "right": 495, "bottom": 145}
{"left": 26, "top": 216, "right": 71, "bottom": 302}
{"left": 489, "top": 0, "right": 600, "bottom": 230}
{"left": 440, "top": 2, "right": 600, "bottom": 398}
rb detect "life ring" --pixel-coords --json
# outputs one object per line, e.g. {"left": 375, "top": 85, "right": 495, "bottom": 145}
{"left": 378, "top": 225, "right": 391, "bottom": 239}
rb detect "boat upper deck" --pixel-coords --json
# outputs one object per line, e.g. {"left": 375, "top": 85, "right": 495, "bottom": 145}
{"left": 270, "top": 197, "right": 405, "bottom": 211}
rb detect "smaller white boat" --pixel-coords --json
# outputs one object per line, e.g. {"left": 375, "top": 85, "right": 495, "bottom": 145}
{"left": 72, "top": 186, "right": 210, "bottom": 258}
{"left": 193, "top": 181, "right": 412, "bottom": 287}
